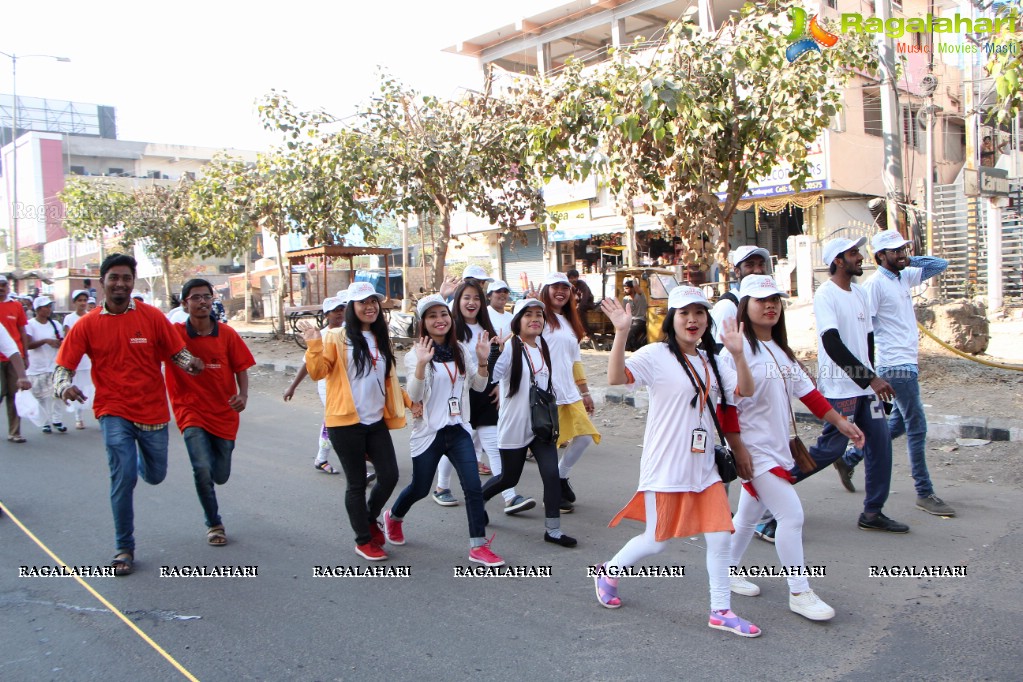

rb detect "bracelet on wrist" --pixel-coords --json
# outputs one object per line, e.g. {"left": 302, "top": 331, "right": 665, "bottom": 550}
{"left": 580, "top": 391, "right": 590, "bottom": 397}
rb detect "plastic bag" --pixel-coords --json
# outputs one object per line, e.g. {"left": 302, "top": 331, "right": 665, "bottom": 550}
{"left": 15, "top": 390, "right": 45, "bottom": 427}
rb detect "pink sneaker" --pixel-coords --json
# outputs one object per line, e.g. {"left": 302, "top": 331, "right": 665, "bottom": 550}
{"left": 368, "top": 522, "right": 385, "bottom": 548}
{"left": 708, "top": 609, "right": 761, "bottom": 638}
{"left": 468, "top": 536, "right": 505, "bottom": 567}
{"left": 383, "top": 509, "right": 405, "bottom": 545}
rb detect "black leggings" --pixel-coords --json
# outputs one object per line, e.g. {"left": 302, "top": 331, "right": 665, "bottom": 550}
{"left": 482, "top": 439, "right": 560, "bottom": 519}
{"left": 327, "top": 420, "right": 399, "bottom": 545}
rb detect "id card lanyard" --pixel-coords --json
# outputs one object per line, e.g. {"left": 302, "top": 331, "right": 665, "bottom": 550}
{"left": 523, "top": 343, "right": 545, "bottom": 377}
{"left": 441, "top": 360, "right": 463, "bottom": 416}
{"left": 367, "top": 337, "right": 385, "bottom": 397}
{"left": 681, "top": 352, "right": 711, "bottom": 454}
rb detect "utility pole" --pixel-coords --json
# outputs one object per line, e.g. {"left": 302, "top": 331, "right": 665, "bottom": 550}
{"left": 876, "top": 0, "right": 906, "bottom": 234}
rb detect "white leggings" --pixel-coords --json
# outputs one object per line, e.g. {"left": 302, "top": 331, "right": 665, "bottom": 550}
{"left": 558, "top": 435, "right": 593, "bottom": 478}
{"left": 607, "top": 491, "right": 732, "bottom": 611}
{"left": 438, "top": 426, "right": 515, "bottom": 501}
{"left": 730, "top": 471, "right": 809, "bottom": 594}
{"left": 315, "top": 379, "right": 331, "bottom": 465}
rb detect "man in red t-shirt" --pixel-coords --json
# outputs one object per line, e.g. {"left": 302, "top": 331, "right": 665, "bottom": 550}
{"left": 165, "top": 278, "right": 255, "bottom": 546}
{"left": 54, "top": 254, "right": 204, "bottom": 576}
{"left": 0, "top": 275, "right": 30, "bottom": 442}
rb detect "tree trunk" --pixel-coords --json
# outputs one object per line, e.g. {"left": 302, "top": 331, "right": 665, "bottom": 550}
{"left": 162, "top": 255, "right": 172, "bottom": 309}
{"left": 243, "top": 243, "right": 252, "bottom": 323}
{"left": 276, "top": 233, "right": 288, "bottom": 336}
{"left": 431, "top": 206, "right": 452, "bottom": 291}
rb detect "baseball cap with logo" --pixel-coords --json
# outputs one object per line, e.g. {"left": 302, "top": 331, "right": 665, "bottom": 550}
{"left": 487, "top": 279, "right": 511, "bottom": 294}
{"left": 541, "top": 272, "right": 570, "bottom": 289}
{"left": 416, "top": 294, "right": 449, "bottom": 319}
{"left": 822, "top": 236, "right": 867, "bottom": 266}
{"left": 462, "top": 265, "right": 493, "bottom": 282}
{"left": 33, "top": 295, "right": 53, "bottom": 309}
{"left": 870, "top": 230, "right": 911, "bottom": 254}
{"left": 730, "top": 245, "right": 771, "bottom": 267}
{"left": 738, "top": 274, "right": 789, "bottom": 300}
{"left": 668, "top": 286, "right": 712, "bottom": 310}
{"left": 346, "top": 281, "right": 384, "bottom": 302}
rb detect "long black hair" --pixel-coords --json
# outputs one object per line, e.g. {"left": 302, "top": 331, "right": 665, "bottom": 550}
{"left": 660, "top": 307, "right": 729, "bottom": 409}
{"left": 344, "top": 300, "right": 395, "bottom": 378}
{"left": 419, "top": 303, "right": 465, "bottom": 375}
{"left": 736, "top": 295, "right": 796, "bottom": 362}
{"left": 541, "top": 282, "right": 586, "bottom": 340}
{"left": 451, "top": 281, "right": 495, "bottom": 343}
{"left": 507, "top": 306, "right": 552, "bottom": 399}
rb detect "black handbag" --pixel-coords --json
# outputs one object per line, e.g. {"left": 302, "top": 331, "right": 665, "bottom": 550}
{"left": 525, "top": 346, "right": 559, "bottom": 444}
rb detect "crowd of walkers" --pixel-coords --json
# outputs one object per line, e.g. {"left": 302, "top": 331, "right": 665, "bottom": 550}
{"left": 0, "top": 229, "right": 953, "bottom": 638}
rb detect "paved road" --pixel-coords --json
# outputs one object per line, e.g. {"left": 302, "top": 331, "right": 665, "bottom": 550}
{"left": 2, "top": 379, "right": 1020, "bottom": 681}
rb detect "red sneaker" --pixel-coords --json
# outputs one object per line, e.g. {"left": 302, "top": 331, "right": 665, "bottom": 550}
{"left": 369, "top": 521, "right": 385, "bottom": 548}
{"left": 383, "top": 509, "right": 405, "bottom": 545}
{"left": 355, "top": 542, "right": 387, "bottom": 561}
{"left": 468, "top": 535, "right": 505, "bottom": 567}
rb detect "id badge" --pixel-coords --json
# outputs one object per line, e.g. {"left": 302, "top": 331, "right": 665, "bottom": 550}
{"left": 691, "top": 428, "right": 708, "bottom": 454}
{"left": 448, "top": 397, "right": 461, "bottom": 416}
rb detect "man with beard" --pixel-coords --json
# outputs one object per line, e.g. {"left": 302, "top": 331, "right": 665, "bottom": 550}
{"left": 54, "top": 254, "right": 204, "bottom": 576}
{"left": 834, "top": 231, "right": 954, "bottom": 517}
{"left": 789, "top": 237, "right": 909, "bottom": 534}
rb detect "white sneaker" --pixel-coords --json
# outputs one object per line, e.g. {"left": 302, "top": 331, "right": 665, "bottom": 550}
{"left": 789, "top": 590, "right": 835, "bottom": 621}
{"left": 729, "top": 575, "right": 761, "bottom": 596}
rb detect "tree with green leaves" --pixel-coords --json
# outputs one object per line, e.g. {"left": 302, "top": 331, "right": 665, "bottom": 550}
{"left": 985, "top": 6, "right": 1023, "bottom": 125}
{"left": 120, "top": 180, "right": 195, "bottom": 306}
{"left": 58, "top": 178, "right": 133, "bottom": 261}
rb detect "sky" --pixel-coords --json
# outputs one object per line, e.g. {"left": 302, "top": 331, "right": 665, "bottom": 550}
{"left": 2, "top": 0, "right": 556, "bottom": 152}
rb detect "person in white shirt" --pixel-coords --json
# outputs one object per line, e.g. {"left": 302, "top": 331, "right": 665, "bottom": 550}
{"left": 723, "top": 275, "right": 863, "bottom": 623}
{"left": 791, "top": 237, "right": 909, "bottom": 534}
{"left": 487, "top": 280, "right": 514, "bottom": 337}
{"left": 382, "top": 295, "right": 505, "bottom": 567}
{"left": 836, "top": 231, "right": 954, "bottom": 517}
{"left": 26, "top": 296, "right": 66, "bottom": 433}
{"left": 62, "top": 290, "right": 94, "bottom": 429}
{"left": 482, "top": 298, "right": 577, "bottom": 547}
{"left": 710, "top": 246, "right": 770, "bottom": 346}
{"left": 597, "top": 286, "right": 758, "bottom": 637}
{"left": 539, "top": 272, "right": 600, "bottom": 513}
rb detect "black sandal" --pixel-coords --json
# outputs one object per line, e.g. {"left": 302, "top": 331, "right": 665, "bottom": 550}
{"left": 111, "top": 551, "right": 134, "bottom": 576}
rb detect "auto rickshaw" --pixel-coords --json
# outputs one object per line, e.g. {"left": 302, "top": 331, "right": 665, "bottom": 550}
{"left": 584, "top": 267, "right": 680, "bottom": 349}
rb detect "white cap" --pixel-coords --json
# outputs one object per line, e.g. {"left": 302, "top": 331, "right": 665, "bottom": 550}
{"left": 822, "top": 236, "right": 867, "bottom": 266}
{"left": 487, "top": 279, "right": 511, "bottom": 294}
{"left": 667, "top": 286, "right": 711, "bottom": 310}
{"left": 462, "top": 265, "right": 493, "bottom": 282}
{"left": 321, "top": 297, "right": 345, "bottom": 313}
{"left": 730, "top": 245, "right": 771, "bottom": 267}
{"left": 346, "top": 281, "right": 384, "bottom": 302}
{"left": 87, "top": 296, "right": 97, "bottom": 304}
{"left": 738, "top": 274, "right": 789, "bottom": 300}
{"left": 540, "top": 272, "right": 570, "bottom": 288}
{"left": 416, "top": 294, "right": 449, "bottom": 318}
{"left": 71, "top": 289, "right": 89, "bottom": 301}
{"left": 33, "top": 295, "right": 53, "bottom": 309}
{"left": 132, "top": 292, "right": 145, "bottom": 301}
{"left": 512, "top": 298, "right": 545, "bottom": 317}
{"left": 871, "top": 230, "right": 911, "bottom": 253}
{"left": 0, "top": 275, "right": 7, "bottom": 284}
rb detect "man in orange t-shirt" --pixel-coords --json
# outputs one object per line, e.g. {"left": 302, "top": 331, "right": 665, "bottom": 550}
{"left": 54, "top": 254, "right": 204, "bottom": 576}
{"left": 0, "top": 275, "right": 30, "bottom": 442}
{"left": 165, "top": 278, "right": 255, "bottom": 546}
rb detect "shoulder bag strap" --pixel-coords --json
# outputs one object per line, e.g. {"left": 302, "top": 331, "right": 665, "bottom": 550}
{"left": 762, "top": 343, "right": 799, "bottom": 438}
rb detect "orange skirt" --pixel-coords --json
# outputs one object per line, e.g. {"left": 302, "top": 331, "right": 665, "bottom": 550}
{"left": 609, "top": 483, "right": 734, "bottom": 541}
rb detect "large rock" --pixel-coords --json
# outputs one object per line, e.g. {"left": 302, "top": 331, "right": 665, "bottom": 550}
{"left": 916, "top": 302, "right": 990, "bottom": 355}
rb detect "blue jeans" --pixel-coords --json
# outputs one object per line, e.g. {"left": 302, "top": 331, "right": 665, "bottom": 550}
{"left": 790, "top": 394, "right": 893, "bottom": 515}
{"left": 392, "top": 424, "right": 486, "bottom": 540}
{"left": 845, "top": 366, "right": 932, "bottom": 497}
{"left": 182, "top": 427, "right": 234, "bottom": 528}
{"left": 99, "top": 416, "right": 169, "bottom": 552}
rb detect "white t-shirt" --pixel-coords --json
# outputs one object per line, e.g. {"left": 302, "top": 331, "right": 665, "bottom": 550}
{"left": 722, "top": 338, "right": 816, "bottom": 478}
{"left": 489, "top": 308, "right": 514, "bottom": 337}
{"left": 26, "top": 318, "right": 61, "bottom": 376}
{"left": 862, "top": 268, "right": 923, "bottom": 368}
{"left": 346, "top": 331, "right": 387, "bottom": 425}
{"left": 404, "top": 346, "right": 481, "bottom": 457}
{"left": 493, "top": 339, "right": 553, "bottom": 449}
{"left": 625, "top": 344, "right": 738, "bottom": 492}
{"left": 0, "top": 324, "right": 19, "bottom": 359}
{"left": 710, "top": 297, "right": 738, "bottom": 344}
{"left": 814, "top": 280, "right": 874, "bottom": 399}
{"left": 63, "top": 312, "right": 92, "bottom": 370}
{"left": 544, "top": 314, "right": 582, "bottom": 405}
